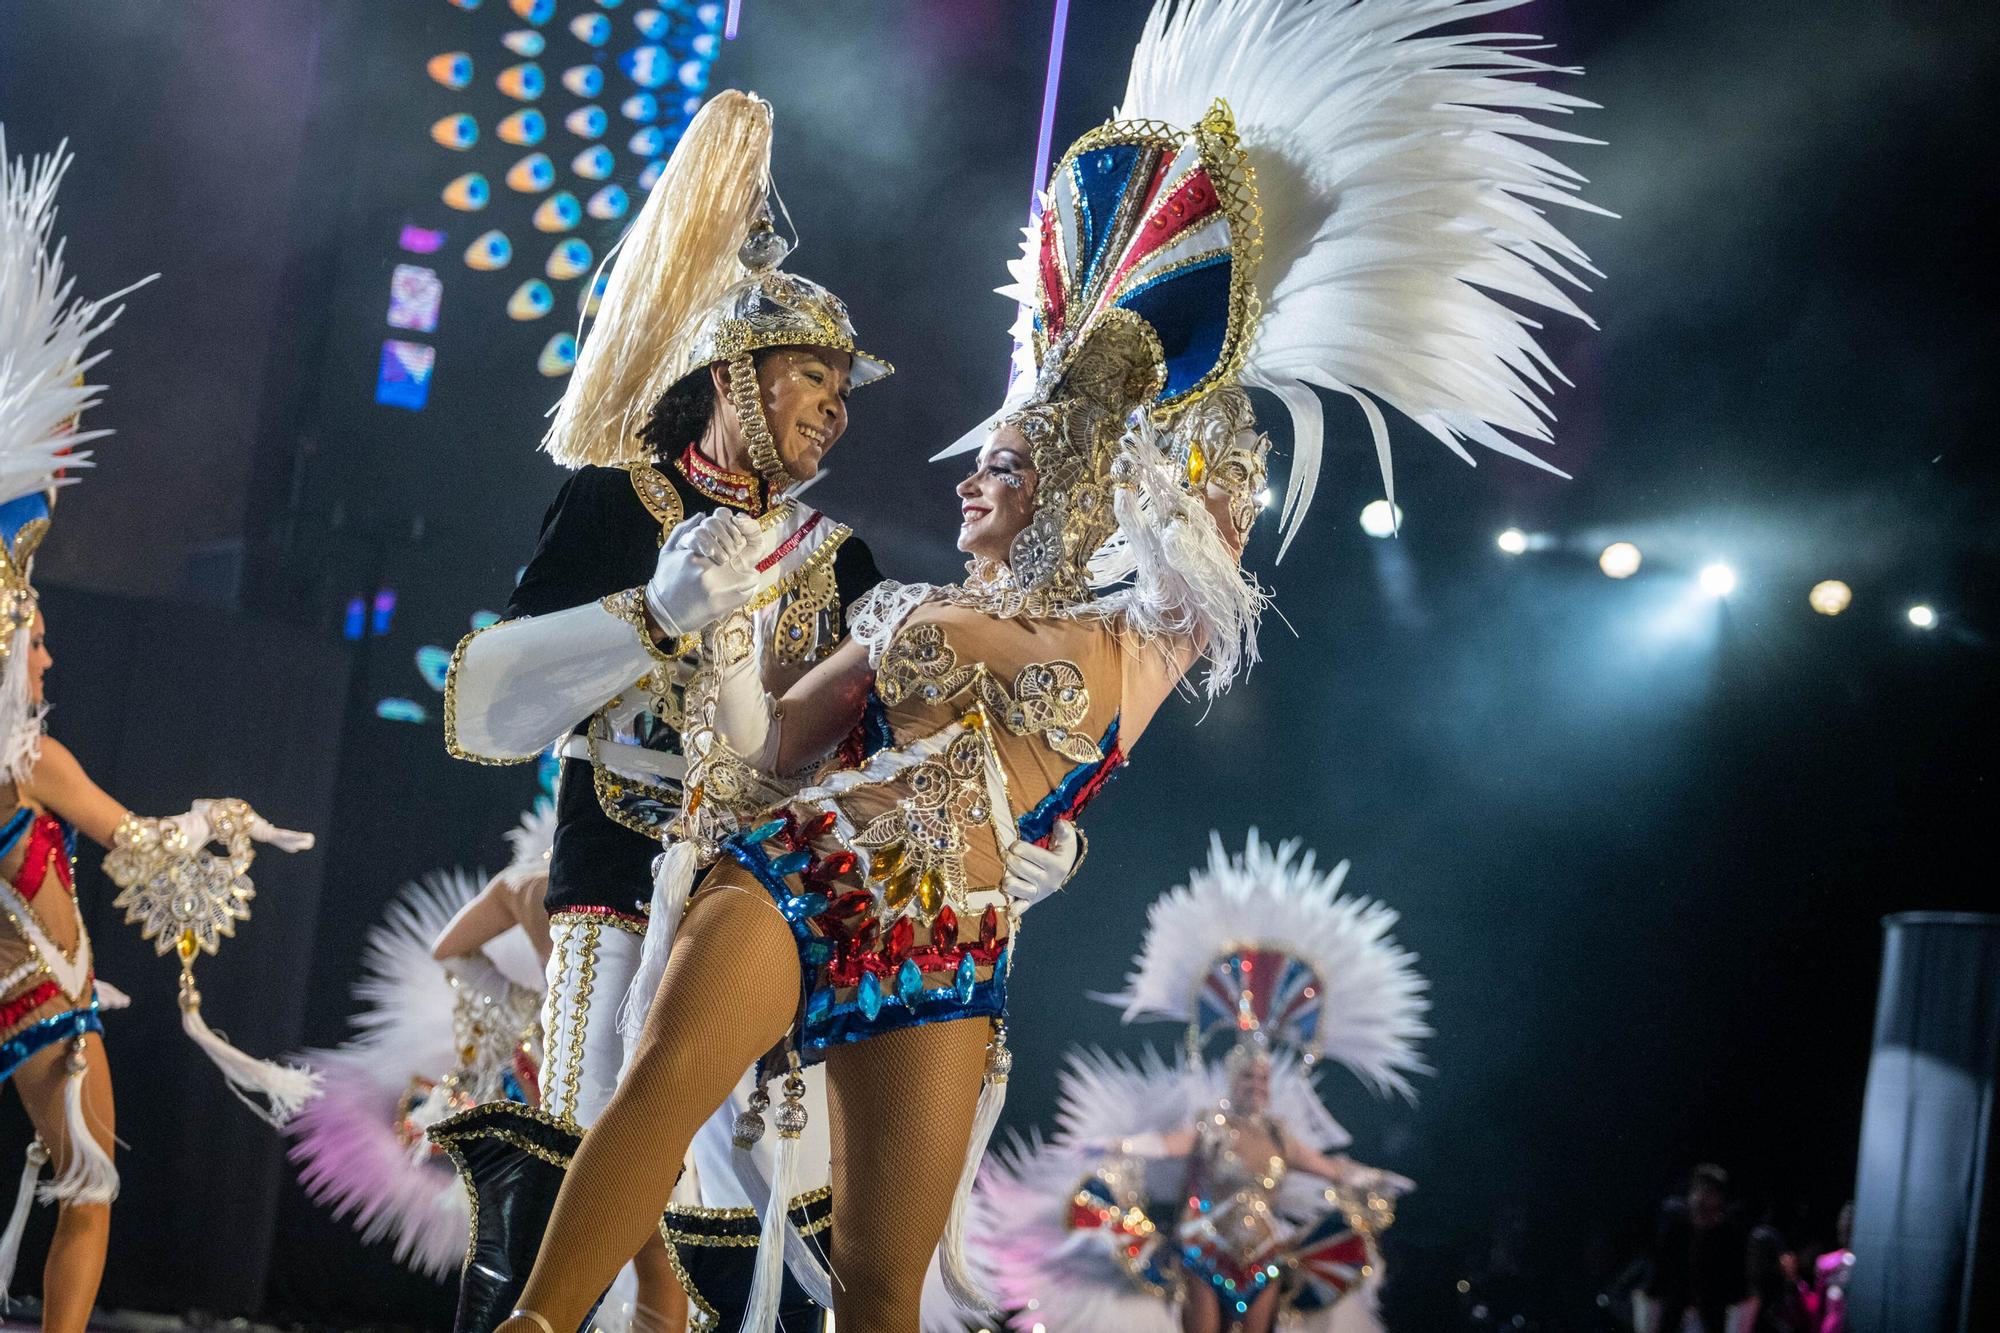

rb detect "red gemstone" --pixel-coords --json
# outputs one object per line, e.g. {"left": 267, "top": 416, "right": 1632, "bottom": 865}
{"left": 804, "top": 809, "right": 838, "bottom": 839}
{"left": 934, "top": 907, "right": 959, "bottom": 949}
{"left": 979, "top": 907, "right": 999, "bottom": 950}
{"left": 886, "top": 918, "right": 914, "bottom": 964}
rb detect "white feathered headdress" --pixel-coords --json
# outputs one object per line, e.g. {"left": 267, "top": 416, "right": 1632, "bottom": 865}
{"left": 963, "top": 1047, "right": 1383, "bottom": 1333}
{"left": 1105, "top": 829, "right": 1431, "bottom": 1100}
{"left": 941, "top": 0, "right": 1603, "bottom": 564}
{"left": 0, "top": 127, "right": 152, "bottom": 781}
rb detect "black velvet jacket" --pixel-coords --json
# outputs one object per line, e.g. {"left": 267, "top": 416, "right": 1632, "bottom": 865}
{"left": 504, "top": 461, "right": 882, "bottom": 915}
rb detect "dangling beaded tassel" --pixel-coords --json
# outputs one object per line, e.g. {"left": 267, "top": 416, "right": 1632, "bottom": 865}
{"left": 739, "top": 1068, "right": 807, "bottom": 1333}
{"left": 40, "top": 1037, "right": 117, "bottom": 1205}
{"left": 0, "top": 1140, "right": 49, "bottom": 1299}
{"left": 728, "top": 1073, "right": 836, "bottom": 1308}
{"left": 174, "top": 936, "right": 320, "bottom": 1129}
{"left": 732, "top": 1079, "right": 770, "bottom": 1149}
{"left": 940, "top": 1023, "right": 1010, "bottom": 1320}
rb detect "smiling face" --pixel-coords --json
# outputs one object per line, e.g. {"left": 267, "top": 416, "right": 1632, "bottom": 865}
{"left": 753, "top": 346, "right": 853, "bottom": 482}
{"left": 955, "top": 422, "right": 1039, "bottom": 564}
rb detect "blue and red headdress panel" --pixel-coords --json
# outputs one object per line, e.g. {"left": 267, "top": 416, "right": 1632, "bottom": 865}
{"left": 1191, "top": 945, "right": 1324, "bottom": 1061}
{"left": 1032, "top": 101, "right": 1261, "bottom": 416}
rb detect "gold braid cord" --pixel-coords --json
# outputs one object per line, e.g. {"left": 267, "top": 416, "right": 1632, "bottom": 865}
{"left": 726, "top": 353, "right": 789, "bottom": 496}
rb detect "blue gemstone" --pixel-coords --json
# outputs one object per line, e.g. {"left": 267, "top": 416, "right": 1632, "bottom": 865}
{"left": 803, "top": 939, "right": 833, "bottom": 965}
{"left": 895, "top": 959, "right": 923, "bottom": 1006}
{"left": 779, "top": 892, "right": 827, "bottom": 923}
{"left": 747, "top": 819, "right": 785, "bottom": 844}
{"left": 807, "top": 988, "right": 832, "bottom": 1022}
{"left": 772, "top": 849, "right": 811, "bottom": 878}
{"left": 954, "top": 954, "right": 976, "bottom": 1004}
{"left": 857, "top": 973, "right": 884, "bottom": 1020}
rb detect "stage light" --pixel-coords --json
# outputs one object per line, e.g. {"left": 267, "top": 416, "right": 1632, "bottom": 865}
{"left": 1809, "top": 580, "right": 1852, "bottom": 616}
{"left": 505, "top": 152, "right": 554, "bottom": 192}
{"left": 443, "top": 172, "right": 490, "bottom": 210}
{"left": 546, "top": 237, "right": 593, "bottom": 279}
{"left": 510, "top": 0, "right": 554, "bottom": 23}
{"left": 376, "top": 341, "right": 436, "bottom": 410}
{"left": 431, "top": 113, "right": 479, "bottom": 150}
{"left": 502, "top": 30, "right": 546, "bottom": 57}
{"left": 622, "top": 92, "right": 659, "bottom": 120}
{"left": 464, "top": 229, "right": 513, "bottom": 270}
{"left": 427, "top": 52, "right": 473, "bottom": 91}
{"left": 415, "top": 646, "right": 452, "bottom": 691}
{"left": 507, "top": 279, "right": 554, "bottom": 320}
{"left": 585, "top": 183, "right": 629, "bottom": 220}
{"left": 621, "top": 45, "right": 670, "bottom": 89}
{"left": 635, "top": 8, "right": 670, "bottom": 39}
{"left": 565, "top": 105, "right": 608, "bottom": 139}
{"left": 538, "top": 331, "right": 578, "bottom": 376}
{"left": 628, "top": 125, "right": 667, "bottom": 157}
{"left": 571, "top": 13, "right": 612, "bottom": 45}
{"left": 387, "top": 265, "right": 443, "bottom": 332}
{"left": 562, "top": 65, "right": 605, "bottom": 97}
{"left": 375, "top": 698, "right": 430, "bottom": 724}
{"left": 573, "top": 145, "right": 615, "bottom": 180}
{"left": 579, "top": 269, "right": 610, "bottom": 316}
{"left": 1908, "top": 604, "right": 1937, "bottom": 630}
{"left": 1698, "top": 563, "right": 1737, "bottom": 598}
{"left": 1359, "top": 499, "right": 1402, "bottom": 539}
{"left": 497, "top": 108, "right": 546, "bottom": 146}
{"left": 497, "top": 62, "right": 544, "bottom": 101}
{"left": 637, "top": 159, "right": 664, "bottom": 191}
{"left": 534, "top": 193, "right": 581, "bottom": 232}
{"left": 677, "top": 58, "right": 710, "bottom": 92}
{"left": 398, "top": 225, "right": 447, "bottom": 255}
{"left": 1497, "top": 528, "right": 1527, "bottom": 555}
{"left": 470, "top": 610, "right": 502, "bottom": 630}
{"left": 1599, "top": 542, "right": 1642, "bottom": 579}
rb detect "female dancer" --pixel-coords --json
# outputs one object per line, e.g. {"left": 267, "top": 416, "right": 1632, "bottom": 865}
{"left": 976, "top": 831, "right": 1427, "bottom": 1333}
{"left": 1, "top": 132, "right": 308, "bottom": 1329}
{"left": 501, "top": 0, "right": 1599, "bottom": 1326}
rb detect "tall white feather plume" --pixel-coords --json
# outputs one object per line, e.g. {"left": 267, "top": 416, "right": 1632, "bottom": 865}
{"left": 1119, "top": 0, "right": 1605, "bottom": 553}
{"left": 498, "top": 798, "right": 557, "bottom": 887}
{"left": 285, "top": 870, "right": 542, "bottom": 1280}
{"left": 0, "top": 128, "right": 154, "bottom": 510}
{"left": 962, "top": 1, "right": 1605, "bottom": 552}
{"left": 1105, "top": 829, "right": 1432, "bottom": 1100}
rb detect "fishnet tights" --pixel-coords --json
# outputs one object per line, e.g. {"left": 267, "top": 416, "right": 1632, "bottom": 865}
{"left": 10, "top": 1030, "right": 115, "bottom": 1333}
{"left": 503, "top": 882, "right": 992, "bottom": 1332}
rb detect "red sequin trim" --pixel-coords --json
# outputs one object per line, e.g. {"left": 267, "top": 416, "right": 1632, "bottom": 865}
{"left": 755, "top": 511, "right": 826, "bottom": 574}
{"left": 0, "top": 980, "right": 61, "bottom": 1034}
{"left": 11, "top": 814, "right": 73, "bottom": 901}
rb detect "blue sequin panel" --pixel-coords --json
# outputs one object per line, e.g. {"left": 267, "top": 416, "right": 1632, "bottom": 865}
{"left": 0, "top": 1004, "right": 103, "bottom": 1085}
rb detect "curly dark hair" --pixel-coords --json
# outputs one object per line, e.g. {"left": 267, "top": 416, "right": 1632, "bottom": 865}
{"left": 636, "top": 363, "right": 720, "bottom": 460}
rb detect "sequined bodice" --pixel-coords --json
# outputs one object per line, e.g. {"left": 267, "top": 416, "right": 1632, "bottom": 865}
{"left": 1184, "top": 1114, "right": 1289, "bottom": 1263}
{"left": 821, "top": 602, "right": 1123, "bottom": 903}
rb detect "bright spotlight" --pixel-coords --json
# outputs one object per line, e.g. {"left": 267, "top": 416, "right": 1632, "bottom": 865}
{"left": 1698, "top": 563, "right": 1737, "bottom": 598}
{"left": 1497, "top": 528, "right": 1528, "bottom": 555}
{"left": 1599, "top": 542, "right": 1642, "bottom": 579}
{"left": 1908, "top": 603, "right": 1937, "bottom": 630}
{"left": 1809, "top": 580, "right": 1852, "bottom": 616}
{"left": 1359, "top": 499, "right": 1402, "bottom": 538}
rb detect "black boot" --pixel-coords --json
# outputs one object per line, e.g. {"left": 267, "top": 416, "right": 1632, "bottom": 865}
{"left": 430, "top": 1101, "right": 597, "bottom": 1333}
{"left": 664, "top": 1187, "right": 833, "bottom": 1331}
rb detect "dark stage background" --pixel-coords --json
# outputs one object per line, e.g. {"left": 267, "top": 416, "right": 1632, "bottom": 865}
{"left": 3, "top": 0, "right": 1996, "bottom": 1326}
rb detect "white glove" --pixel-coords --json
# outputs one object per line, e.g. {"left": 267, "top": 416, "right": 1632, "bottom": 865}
{"left": 644, "top": 511, "right": 770, "bottom": 637}
{"left": 1334, "top": 1158, "right": 1416, "bottom": 1197}
{"left": 1000, "top": 820, "right": 1080, "bottom": 913}
{"left": 168, "top": 799, "right": 315, "bottom": 854}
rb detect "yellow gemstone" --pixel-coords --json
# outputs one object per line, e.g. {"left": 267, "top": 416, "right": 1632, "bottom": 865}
{"left": 961, "top": 708, "right": 985, "bottom": 732}
{"left": 1187, "top": 442, "right": 1208, "bottom": 488}
{"left": 884, "top": 866, "right": 919, "bottom": 911}
{"left": 867, "top": 843, "right": 904, "bottom": 882}
{"left": 917, "top": 868, "right": 945, "bottom": 915}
